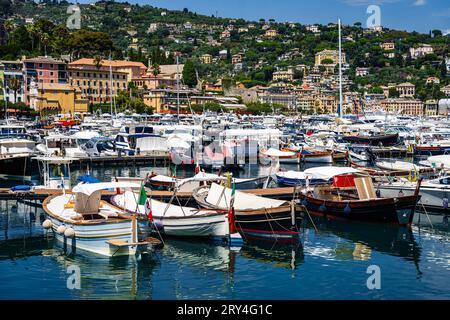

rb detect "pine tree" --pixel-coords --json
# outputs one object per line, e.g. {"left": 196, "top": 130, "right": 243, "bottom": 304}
{"left": 182, "top": 59, "right": 197, "bottom": 87}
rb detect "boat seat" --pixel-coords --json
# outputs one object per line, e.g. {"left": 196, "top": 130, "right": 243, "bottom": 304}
{"left": 354, "top": 177, "right": 377, "bottom": 200}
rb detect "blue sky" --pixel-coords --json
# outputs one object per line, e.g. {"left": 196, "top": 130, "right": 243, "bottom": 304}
{"left": 98, "top": 0, "right": 450, "bottom": 34}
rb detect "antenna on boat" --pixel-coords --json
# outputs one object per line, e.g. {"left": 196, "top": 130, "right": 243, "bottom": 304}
{"left": 338, "top": 18, "right": 343, "bottom": 119}
{"left": 176, "top": 54, "right": 180, "bottom": 124}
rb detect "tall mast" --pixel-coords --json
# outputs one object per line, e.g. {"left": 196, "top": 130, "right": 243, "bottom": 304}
{"left": 338, "top": 18, "right": 343, "bottom": 118}
{"left": 109, "top": 53, "right": 113, "bottom": 119}
{"left": 176, "top": 54, "right": 180, "bottom": 124}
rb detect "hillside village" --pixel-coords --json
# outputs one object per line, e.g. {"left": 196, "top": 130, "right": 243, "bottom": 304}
{"left": 0, "top": 0, "right": 449, "bottom": 117}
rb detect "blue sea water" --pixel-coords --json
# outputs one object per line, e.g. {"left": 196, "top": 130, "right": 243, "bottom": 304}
{"left": 0, "top": 163, "right": 449, "bottom": 300}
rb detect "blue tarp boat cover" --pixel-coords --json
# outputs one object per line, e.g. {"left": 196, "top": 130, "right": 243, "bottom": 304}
{"left": 77, "top": 175, "right": 101, "bottom": 184}
{"left": 10, "top": 185, "right": 32, "bottom": 191}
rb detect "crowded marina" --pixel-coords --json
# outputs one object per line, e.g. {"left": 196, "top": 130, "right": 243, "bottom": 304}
{"left": 1, "top": 112, "right": 449, "bottom": 253}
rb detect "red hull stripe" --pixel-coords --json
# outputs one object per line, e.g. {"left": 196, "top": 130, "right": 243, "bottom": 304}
{"left": 239, "top": 227, "right": 299, "bottom": 235}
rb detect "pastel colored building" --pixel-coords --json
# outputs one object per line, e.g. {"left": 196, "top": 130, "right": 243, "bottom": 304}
{"left": 29, "top": 82, "right": 88, "bottom": 115}
{"left": 1, "top": 60, "right": 25, "bottom": 103}
{"left": 69, "top": 58, "right": 147, "bottom": 83}
{"left": 23, "top": 56, "right": 68, "bottom": 106}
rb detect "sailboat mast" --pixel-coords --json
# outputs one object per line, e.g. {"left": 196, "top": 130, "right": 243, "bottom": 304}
{"left": 338, "top": 18, "right": 343, "bottom": 118}
{"left": 109, "top": 53, "right": 113, "bottom": 120}
{"left": 176, "top": 55, "right": 180, "bottom": 124}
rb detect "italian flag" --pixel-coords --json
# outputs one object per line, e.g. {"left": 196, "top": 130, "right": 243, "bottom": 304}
{"left": 228, "top": 181, "right": 237, "bottom": 234}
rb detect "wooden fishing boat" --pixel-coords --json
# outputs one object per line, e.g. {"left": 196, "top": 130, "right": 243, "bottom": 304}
{"left": 414, "top": 144, "right": 450, "bottom": 156}
{"left": 146, "top": 172, "right": 269, "bottom": 191}
{"left": 193, "top": 183, "right": 303, "bottom": 241}
{"left": 297, "top": 174, "right": 421, "bottom": 225}
{"left": 276, "top": 167, "right": 361, "bottom": 187}
{"left": 111, "top": 190, "right": 232, "bottom": 241}
{"left": 42, "top": 182, "right": 152, "bottom": 256}
{"left": 261, "top": 147, "right": 332, "bottom": 164}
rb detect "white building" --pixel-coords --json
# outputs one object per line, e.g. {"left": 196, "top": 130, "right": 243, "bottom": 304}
{"left": 356, "top": 68, "right": 370, "bottom": 77}
{"left": 410, "top": 44, "right": 434, "bottom": 59}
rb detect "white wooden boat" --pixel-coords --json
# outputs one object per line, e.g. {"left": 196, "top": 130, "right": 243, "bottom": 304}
{"left": 42, "top": 182, "right": 151, "bottom": 257}
{"left": 193, "top": 183, "right": 303, "bottom": 241}
{"left": 376, "top": 160, "right": 423, "bottom": 172}
{"left": 111, "top": 190, "right": 231, "bottom": 240}
{"left": 423, "top": 155, "right": 450, "bottom": 170}
{"left": 147, "top": 172, "right": 269, "bottom": 191}
{"left": 377, "top": 176, "right": 450, "bottom": 214}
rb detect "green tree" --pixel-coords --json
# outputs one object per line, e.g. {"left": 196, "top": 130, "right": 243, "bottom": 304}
{"left": 182, "top": 59, "right": 197, "bottom": 87}
{"left": 8, "top": 77, "right": 21, "bottom": 103}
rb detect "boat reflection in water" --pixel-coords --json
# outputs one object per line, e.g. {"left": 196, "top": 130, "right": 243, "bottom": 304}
{"left": 42, "top": 246, "right": 158, "bottom": 299}
{"left": 240, "top": 241, "right": 305, "bottom": 271}
{"left": 303, "top": 218, "right": 422, "bottom": 275}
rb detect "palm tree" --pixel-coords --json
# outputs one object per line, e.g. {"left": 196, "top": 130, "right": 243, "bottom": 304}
{"left": 93, "top": 56, "right": 103, "bottom": 70}
{"left": 151, "top": 62, "right": 161, "bottom": 77}
{"left": 25, "top": 23, "right": 38, "bottom": 51}
{"left": 8, "top": 77, "right": 21, "bottom": 104}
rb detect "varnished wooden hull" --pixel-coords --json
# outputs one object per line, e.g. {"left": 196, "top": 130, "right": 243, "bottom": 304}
{"left": 298, "top": 193, "right": 418, "bottom": 225}
{"left": 234, "top": 206, "right": 303, "bottom": 241}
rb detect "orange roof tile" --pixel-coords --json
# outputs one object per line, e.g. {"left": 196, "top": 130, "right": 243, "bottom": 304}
{"left": 70, "top": 58, "right": 147, "bottom": 69}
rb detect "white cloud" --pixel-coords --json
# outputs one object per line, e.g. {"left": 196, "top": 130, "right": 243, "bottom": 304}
{"left": 341, "top": 0, "right": 400, "bottom": 6}
{"left": 413, "top": 0, "right": 426, "bottom": 6}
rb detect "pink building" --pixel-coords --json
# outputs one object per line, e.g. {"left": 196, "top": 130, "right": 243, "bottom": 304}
{"left": 23, "top": 56, "right": 68, "bottom": 106}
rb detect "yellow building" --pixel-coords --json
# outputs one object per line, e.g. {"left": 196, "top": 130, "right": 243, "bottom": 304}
{"left": 200, "top": 54, "right": 213, "bottom": 64}
{"left": 69, "top": 58, "right": 147, "bottom": 83}
{"left": 265, "top": 29, "right": 278, "bottom": 37}
{"left": 272, "top": 70, "right": 294, "bottom": 82}
{"left": 381, "top": 98, "right": 423, "bottom": 116}
{"left": 68, "top": 67, "right": 128, "bottom": 103}
{"left": 33, "top": 83, "right": 88, "bottom": 115}
{"left": 315, "top": 49, "right": 346, "bottom": 66}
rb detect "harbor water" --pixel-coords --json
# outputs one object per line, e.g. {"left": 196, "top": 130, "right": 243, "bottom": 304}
{"left": 0, "top": 163, "right": 449, "bottom": 300}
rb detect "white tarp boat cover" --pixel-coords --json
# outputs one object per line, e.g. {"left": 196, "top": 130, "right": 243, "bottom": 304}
{"left": 72, "top": 182, "right": 141, "bottom": 196}
{"left": 261, "top": 148, "right": 296, "bottom": 158}
{"left": 303, "top": 166, "right": 360, "bottom": 180}
{"left": 149, "top": 175, "right": 178, "bottom": 184}
{"left": 115, "top": 191, "right": 216, "bottom": 217}
{"left": 276, "top": 171, "right": 309, "bottom": 180}
{"left": 136, "top": 136, "right": 169, "bottom": 152}
{"left": 427, "top": 155, "right": 450, "bottom": 168}
{"left": 205, "top": 183, "right": 287, "bottom": 210}
{"left": 376, "top": 160, "right": 421, "bottom": 171}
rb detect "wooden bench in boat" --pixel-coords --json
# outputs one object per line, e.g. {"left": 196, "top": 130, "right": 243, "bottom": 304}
{"left": 106, "top": 239, "right": 150, "bottom": 247}
{"left": 106, "top": 237, "right": 163, "bottom": 248}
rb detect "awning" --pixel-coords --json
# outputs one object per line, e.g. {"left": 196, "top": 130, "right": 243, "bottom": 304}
{"left": 304, "top": 166, "right": 361, "bottom": 181}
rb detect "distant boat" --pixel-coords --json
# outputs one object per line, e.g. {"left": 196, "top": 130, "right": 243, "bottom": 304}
{"left": 146, "top": 172, "right": 268, "bottom": 191}
{"left": 340, "top": 133, "right": 399, "bottom": 146}
{"left": 260, "top": 147, "right": 332, "bottom": 164}
{"left": 42, "top": 182, "right": 152, "bottom": 256}
{"left": 276, "top": 167, "right": 361, "bottom": 187}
